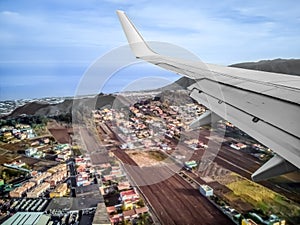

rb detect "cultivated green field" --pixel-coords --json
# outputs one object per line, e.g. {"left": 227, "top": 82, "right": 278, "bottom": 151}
{"left": 225, "top": 173, "right": 300, "bottom": 223}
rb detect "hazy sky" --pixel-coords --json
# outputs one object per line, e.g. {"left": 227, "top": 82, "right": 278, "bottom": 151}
{"left": 1, "top": 0, "right": 299, "bottom": 100}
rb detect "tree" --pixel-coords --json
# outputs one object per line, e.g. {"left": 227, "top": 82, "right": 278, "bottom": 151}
{"left": 138, "top": 213, "right": 150, "bottom": 225}
{"left": 136, "top": 199, "right": 145, "bottom": 207}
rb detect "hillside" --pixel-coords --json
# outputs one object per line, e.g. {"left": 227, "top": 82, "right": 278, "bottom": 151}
{"left": 7, "top": 94, "right": 117, "bottom": 118}
{"left": 230, "top": 58, "right": 300, "bottom": 76}
{"left": 7, "top": 58, "right": 299, "bottom": 118}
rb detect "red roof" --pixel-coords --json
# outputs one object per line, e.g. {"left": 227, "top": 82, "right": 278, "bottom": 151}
{"left": 123, "top": 209, "right": 136, "bottom": 218}
{"left": 135, "top": 206, "right": 148, "bottom": 214}
{"left": 120, "top": 189, "right": 136, "bottom": 196}
{"left": 106, "top": 206, "right": 116, "bottom": 214}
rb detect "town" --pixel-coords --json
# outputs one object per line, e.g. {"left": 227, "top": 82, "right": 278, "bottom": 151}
{"left": 0, "top": 93, "right": 298, "bottom": 225}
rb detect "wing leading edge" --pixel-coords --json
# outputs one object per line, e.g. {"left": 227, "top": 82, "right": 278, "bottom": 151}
{"left": 116, "top": 10, "right": 300, "bottom": 181}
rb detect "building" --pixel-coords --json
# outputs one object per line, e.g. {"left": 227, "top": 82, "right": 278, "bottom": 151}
{"left": 57, "top": 153, "right": 70, "bottom": 161}
{"left": 25, "top": 147, "right": 37, "bottom": 157}
{"left": 47, "top": 163, "right": 67, "bottom": 173}
{"left": 50, "top": 183, "right": 68, "bottom": 198}
{"left": 9, "top": 182, "right": 36, "bottom": 198}
{"left": 27, "top": 182, "right": 50, "bottom": 198}
{"left": 135, "top": 206, "right": 149, "bottom": 215}
{"left": 9, "top": 187, "right": 27, "bottom": 198}
{"left": 2, "top": 212, "right": 51, "bottom": 225}
{"left": 45, "top": 171, "right": 67, "bottom": 187}
{"left": 31, "top": 172, "right": 52, "bottom": 185}
{"left": 184, "top": 160, "right": 198, "bottom": 169}
{"left": 120, "top": 189, "right": 140, "bottom": 210}
{"left": 76, "top": 172, "right": 89, "bottom": 186}
{"left": 23, "top": 181, "right": 36, "bottom": 190}
{"left": 199, "top": 185, "right": 213, "bottom": 197}
{"left": 123, "top": 209, "right": 137, "bottom": 220}
{"left": 230, "top": 142, "right": 247, "bottom": 150}
{"left": 106, "top": 206, "right": 116, "bottom": 214}
{"left": 120, "top": 189, "right": 139, "bottom": 202}
{"left": 268, "top": 214, "right": 286, "bottom": 225}
{"left": 4, "top": 160, "right": 26, "bottom": 169}
{"left": 242, "top": 219, "right": 259, "bottom": 225}
{"left": 117, "top": 181, "right": 131, "bottom": 191}
{"left": 246, "top": 213, "right": 286, "bottom": 225}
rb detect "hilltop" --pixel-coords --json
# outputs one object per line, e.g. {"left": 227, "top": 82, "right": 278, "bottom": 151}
{"left": 230, "top": 58, "right": 300, "bottom": 76}
{"left": 6, "top": 94, "right": 117, "bottom": 119}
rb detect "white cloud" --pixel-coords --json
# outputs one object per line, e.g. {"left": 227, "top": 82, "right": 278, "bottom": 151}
{"left": 1, "top": 10, "right": 19, "bottom": 16}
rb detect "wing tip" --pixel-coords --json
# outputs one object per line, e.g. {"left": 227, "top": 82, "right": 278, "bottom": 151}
{"left": 116, "top": 10, "right": 155, "bottom": 58}
{"left": 251, "top": 154, "right": 298, "bottom": 181}
{"left": 116, "top": 10, "right": 125, "bottom": 15}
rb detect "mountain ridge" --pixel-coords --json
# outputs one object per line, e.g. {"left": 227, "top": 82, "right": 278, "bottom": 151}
{"left": 5, "top": 58, "right": 300, "bottom": 118}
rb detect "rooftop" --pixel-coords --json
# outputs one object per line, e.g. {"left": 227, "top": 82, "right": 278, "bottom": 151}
{"left": 46, "top": 196, "right": 102, "bottom": 211}
{"left": 2, "top": 212, "right": 50, "bottom": 225}
{"left": 123, "top": 209, "right": 136, "bottom": 218}
{"left": 200, "top": 185, "right": 213, "bottom": 192}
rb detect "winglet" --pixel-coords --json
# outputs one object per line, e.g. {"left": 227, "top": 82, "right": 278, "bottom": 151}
{"left": 116, "top": 10, "right": 156, "bottom": 58}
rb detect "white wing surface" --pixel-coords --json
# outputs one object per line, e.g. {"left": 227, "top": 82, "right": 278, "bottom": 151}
{"left": 116, "top": 10, "right": 300, "bottom": 181}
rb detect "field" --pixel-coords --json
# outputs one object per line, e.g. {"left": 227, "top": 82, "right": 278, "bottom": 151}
{"left": 47, "top": 120, "right": 72, "bottom": 144}
{"left": 219, "top": 173, "right": 300, "bottom": 223}
{"left": 127, "top": 150, "right": 168, "bottom": 167}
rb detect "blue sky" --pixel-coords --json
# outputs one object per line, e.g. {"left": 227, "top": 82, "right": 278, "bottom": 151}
{"left": 0, "top": 0, "right": 299, "bottom": 100}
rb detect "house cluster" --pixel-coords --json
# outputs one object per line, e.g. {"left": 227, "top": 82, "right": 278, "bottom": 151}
{"left": 75, "top": 156, "right": 96, "bottom": 186}
{"left": 4, "top": 160, "right": 29, "bottom": 172}
{"left": 25, "top": 142, "right": 72, "bottom": 161}
{"left": 54, "top": 143, "right": 72, "bottom": 161}
{"left": 93, "top": 98, "right": 205, "bottom": 152}
{"left": 9, "top": 163, "right": 67, "bottom": 198}
{"left": 183, "top": 138, "right": 208, "bottom": 150}
{"left": 0, "top": 124, "right": 35, "bottom": 143}
{"left": 25, "top": 147, "right": 45, "bottom": 159}
{"left": 97, "top": 161, "right": 150, "bottom": 224}
{"left": 242, "top": 213, "right": 286, "bottom": 225}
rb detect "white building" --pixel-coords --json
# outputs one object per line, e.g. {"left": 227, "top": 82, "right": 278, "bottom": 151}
{"left": 199, "top": 185, "right": 213, "bottom": 197}
{"left": 25, "top": 148, "right": 37, "bottom": 157}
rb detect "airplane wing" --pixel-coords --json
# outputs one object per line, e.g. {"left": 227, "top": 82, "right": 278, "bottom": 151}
{"left": 116, "top": 10, "right": 300, "bottom": 181}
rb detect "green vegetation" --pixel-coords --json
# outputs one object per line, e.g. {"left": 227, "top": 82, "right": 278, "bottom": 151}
{"left": 51, "top": 113, "right": 72, "bottom": 124}
{"left": 136, "top": 199, "right": 145, "bottom": 207}
{"left": 21, "top": 164, "right": 31, "bottom": 170}
{"left": 0, "top": 115, "right": 48, "bottom": 127}
{"left": 225, "top": 173, "right": 300, "bottom": 221}
{"left": 137, "top": 212, "right": 151, "bottom": 225}
{"left": 1, "top": 169, "right": 26, "bottom": 182}
{"left": 210, "top": 195, "right": 227, "bottom": 207}
{"left": 148, "top": 151, "right": 167, "bottom": 161}
{"left": 72, "top": 146, "right": 82, "bottom": 156}
{"left": 32, "top": 123, "right": 49, "bottom": 136}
